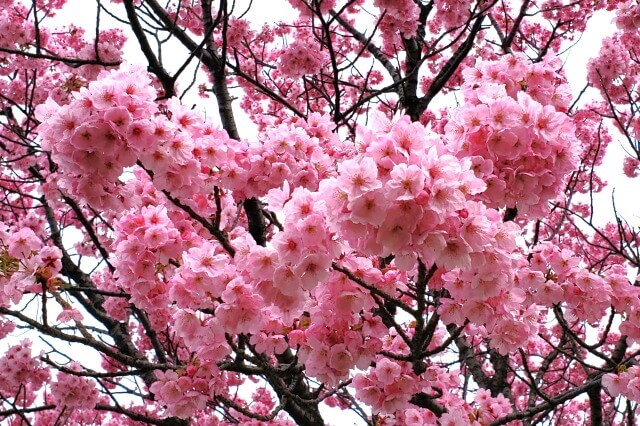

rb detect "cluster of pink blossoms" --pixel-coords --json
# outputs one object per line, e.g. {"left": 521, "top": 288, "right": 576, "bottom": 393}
{"left": 227, "top": 188, "right": 342, "bottom": 325}
{"left": 609, "top": 270, "right": 640, "bottom": 344}
{"left": 112, "top": 205, "right": 184, "bottom": 321}
{"left": 168, "top": 241, "right": 233, "bottom": 311}
{"left": 603, "top": 366, "right": 640, "bottom": 403}
{"left": 438, "top": 261, "right": 540, "bottom": 355}
{"left": 221, "top": 113, "right": 345, "bottom": 200}
{"left": 290, "top": 259, "right": 387, "bottom": 386}
{"left": 374, "top": 0, "right": 421, "bottom": 38}
{"left": 36, "top": 66, "right": 222, "bottom": 213}
{"left": 587, "top": 33, "right": 640, "bottom": 104}
{"left": 38, "top": 64, "right": 346, "bottom": 215}
{"left": 446, "top": 54, "right": 578, "bottom": 218}
{"left": 519, "top": 243, "right": 634, "bottom": 325}
{"left": 35, "top": 65, "right": 158, "bottom": 210}
{"left": 322, "top": 113, "right": 493, "bottom": 271}
{"left": 0, "top": 341, "right": 49, "bottom": 408}
{"left": 353, "top": 332, "right": 460, "bottom": 420}
{"left": 353, "top": 356, "right": 426, "bottom": 414}
{"left": 50, "top": 363, "right": 99, "bottom": 409}
{"left": 0, "top": 3, "right": 35, "bottom": 50}
{"left": 0, "top": 225, "right": 62, "bottom": 307}
{"left": 352, "top": 330, "right": 513, "bottom": 422}
{"left": 518, "top": 242, "right": 640, "bottom": 349}
{"left": 470, "top": 389, "right": 512, "bottom": 424}
{"left": 0, "top": 318, "right": 15, "bottom": 339}
{"left": 329, "top": 118, "right": 526, "bottom": 264}
{"left": 432, "top": 0, "right": 471, "bottom": 31}
{"left": 623, "top": 157, "right": 640, "bottom": 178}
{"left": 613, "top": 0, "right": 640, "bottom": 31}
{"left": 279, "top": 35, "right": 329, "bottom": 79}
{"left": 150, "top": 363, "right": 222, "bottom": 419}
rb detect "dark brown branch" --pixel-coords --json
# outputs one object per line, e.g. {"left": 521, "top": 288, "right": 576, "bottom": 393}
{"left": 62, "top": 195, "right": 114, "bottom": 272}
{"left": 0, "top": 405, "right": 56, "bottom": 417}
{"left": 409, "top": 14, "right": 486, "bottom": 120}
{"left": 330, "top": 10, "right": 404, "bottom": 102}
{"left": 40, "top": 356, "right": 154, "bottom": 378}
{"left": 587, "top": 384, "right": 603, "bottom": 426}
{"left": 122, "top": 0, "right": 175, "bottom": 96}
{"left": 447, "top": 324, "right": 492, "bottom": 390}
{"left": 162, "top": 189, "right": 236, "bottom": 256}
{"left": 0, "top": 47, "right": 121, "bottom": 67}
{"left": 332, "top": 262, "right": 415, "bottom": 314}
{"left": 491, "top": 372, "right": 609, "bottom": 425}
{"left": 0, "top": 307, "right": 174, "bottom": 372}
{"left": 503, "top": 0, "right": 532, "bottom": 51}
{"left": 410, "top": 392, "right": 447, "bottom": 417}
{"left": 94, "top": 403, "right": 186, "bottom": 426}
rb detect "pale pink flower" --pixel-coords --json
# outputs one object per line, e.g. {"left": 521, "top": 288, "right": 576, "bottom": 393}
{"left": 386, "top": 163, "right": 425, "bottom": 200}
{"left": 294, "top": 252, "right": 331, "bottom": 290}
{"left": 337, "top": 157, "right": 381, "bottom": 197}
{"left": 348, "top": 189, "right": 387, "bottom": 226}
{"left": 56, "top": 308, "right": 84, "bottom": 323}
{"left": 439, "top": 238, "right": 472, "bottom": 270}
{"left": 103, "top": 106, "right": 133, "bottom": 135}
{"left": 8, "top": 228, "right": 41, "bottom": 258}
{"left": 429, "top": 181, "right": 466, "bottom": 214}
{"left": 247, "top": 246, "right": 277, "bottom": 279}
{"left": 297, "top": 214, "right": 326, "bottom": 247}
{"left": 376, "top": 215, "right": 412, "bottom": 256}
{"left": 329, "top": 344, "right": 354, "bottom": 373}
{"left": 272, "top": 232, "right": 304, "bottom": 263}
{"left": 51, "top": 365, "right": 99, "bottom": 409}
{"left": 375, "top": 358, "right": 401, "bottom": 386}
{"left": 602, "top": 373, "right": 629, "bottom": 397}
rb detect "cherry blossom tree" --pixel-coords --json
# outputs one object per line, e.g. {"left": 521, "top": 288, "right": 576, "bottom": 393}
{"left": 0, "top": 0, "right": 639, "bottom": 424}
